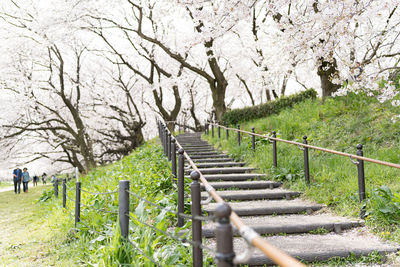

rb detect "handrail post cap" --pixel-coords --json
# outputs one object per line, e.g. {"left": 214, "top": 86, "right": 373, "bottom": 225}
{"left": 214, "top": 203, "right": 231, "bottom": 219}
{"left": 190, "top": 171, "right": 200, "bottom": 181}
{"left": 178, "top": 148, "right": 184, "bottom": 154}
{"left": 303, "top": 135, "right": 308, "bottom": 140}
{"left": 252, "top": 127, "right": 255, "bottom": 131}
{"left": 171, "top": 138, "right": 176, "bottom": 143}
{"left": 272, "top": 131, "right": 276, "bottom": 135}
{"left": 357, "top": 144, "right": 363, "bottom": 150}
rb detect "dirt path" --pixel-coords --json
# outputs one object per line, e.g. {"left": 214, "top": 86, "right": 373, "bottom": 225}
{"left": 0, "top": 183, "right": 47, "bottom": 193}
{"left": 0, "top": 185, "right": 73, "bottom": 266}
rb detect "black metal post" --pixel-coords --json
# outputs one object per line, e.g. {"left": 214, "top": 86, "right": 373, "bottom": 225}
{"left": 218, "top": 121, "right": 221, "bottom": 139}
{"left": 177, "top": 148, "right": 185, "bottom": 227}
{"left": 215, "top": 203, "right": 235, "bottom": 267}
{"left": 226, "top": 128, "right": 229, "bottom": 139}
{"left": 357, "top": 144, "right": 366, "bottom": 218}
{"left": 62, "top": 179, "right": 66, "bottom": 208}
{"left": 205, "top": 121, "right": 209, "bottom": 135}
{"left": 171, "top": 138, "right": 177, "bottom": 181}
{"left": 212, "top": 123, "right": 214, "bottom": 138}
{"left": 251, "top": 127, "right": 256, "bottom": 152}
{"left": 54, "top": 178, "right": 59, "bottom": 198}
{"left": 237, "top": 125, "right": 240, "bottom": 146}
{"left": 75, "top": 181, "right": 81, "bottom": 226}
{"left": 303, "top": 136, "right": 310, "bottom": 186}
{"left": 167, "top": 132, "right": 171, "bottom": 161}
{"left": 190, "top": 171, "right": 203, "bottom": 267}
{"left": 164, "top": 129, "right": 168, "bottom": 156}
{"left": 272, "top": 131, "right": 277, "bottom": 168}
{"left": 119, "top": 180, "right": 130, "bottom": 239}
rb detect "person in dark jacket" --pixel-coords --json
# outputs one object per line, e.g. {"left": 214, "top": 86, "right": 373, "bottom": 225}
{"left": 13, "top": 168, "right": 22, "bottom": 194}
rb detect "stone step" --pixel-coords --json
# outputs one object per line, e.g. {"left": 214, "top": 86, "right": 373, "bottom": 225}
{"left": 187, "top": 162, "right": 246, "bottom": 168}
{"left": 190, "top": 154, "right": 230, "bottom": 159}
{"left": 184, "top": 149, "right": 216, "bottom": 153}
{"left": 205, "top": 230, "right": 399, "bottom": 265}
{"left": 193, "top": 158, "right": 234, "bottom": 163}
{"left": 201, "top": 189, "right": 300, "bottom": 201}
{"left": 186, "top": 154, "right": 221, "bottom": 157}
{"left": 204, "top": 199, "right": 324, "bottom": 216}
{"left": 186, "top": 167, "right": 256, "bottom": 175}
{"left": 202, "top": 214, "right": 363, "bottom": 237}
{"left": 176, "top": 141, "right": 209, "bottom": 145}
{"left": 195, "top": 173, "right": 267, "bottom": 182}
{"left": 201, "top": 181, "right": 282, "bottom": 190}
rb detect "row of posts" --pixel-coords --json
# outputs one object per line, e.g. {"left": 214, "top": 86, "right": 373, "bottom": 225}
{"left": 158, "top": 120, "right": 236, "bottom": 266}
{"left": 205, "top": 120, "right": 366, "bottom": 218}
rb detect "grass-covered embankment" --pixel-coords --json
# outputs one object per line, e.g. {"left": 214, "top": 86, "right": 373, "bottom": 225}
{"left": 205, "top": 93, "right": 400, "bottom": 242}
{"left": 28, "top": 141, "right": 199, "bottom": 266}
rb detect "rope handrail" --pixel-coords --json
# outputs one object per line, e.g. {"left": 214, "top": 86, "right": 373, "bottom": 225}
{"left": 80, "top": 203, "right": 118, "bottom": 214}
{"left": 162, "top": 121, "right": 305, "bottom": 267}
{"left": 81, "top": 189, "right": 118, "bottom": 195}
{"left": 208, "top": 122, "right": 400, "bottom": 169}
{"left": 126, "top": 190, "right": 215, "bottom": 221}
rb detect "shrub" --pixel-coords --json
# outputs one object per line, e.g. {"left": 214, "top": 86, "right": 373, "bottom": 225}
{"left": 222, "top": 89, "right": 317, "bottom": 125}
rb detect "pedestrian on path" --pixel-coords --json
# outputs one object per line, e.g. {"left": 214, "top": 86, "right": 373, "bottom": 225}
{"left": 22, "top": 168, "right": 30, "bottom": 193}
{"left": 13, "top": 168, "right": 22, "bottom": 194}
{"left": 42, "top": 173, "right": 47, "bottom": 185}
{"left": 33, "top": 175, "right": 39, "bottom": 186}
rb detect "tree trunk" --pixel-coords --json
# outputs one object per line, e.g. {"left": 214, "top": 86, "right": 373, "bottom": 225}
{"left": 317, "top": 59, "right": 340, "bottom": 98}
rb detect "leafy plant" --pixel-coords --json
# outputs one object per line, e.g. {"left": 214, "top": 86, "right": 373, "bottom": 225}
{"left": 366, "top": 186, "right": 400, "bottom": 226}
{"left": 37, "top": 189, "right": 54, "bottom": 203}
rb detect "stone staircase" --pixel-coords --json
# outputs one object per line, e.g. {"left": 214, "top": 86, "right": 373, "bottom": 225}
{"left": 175, "top": 132, "right": 399, "bottom": 266}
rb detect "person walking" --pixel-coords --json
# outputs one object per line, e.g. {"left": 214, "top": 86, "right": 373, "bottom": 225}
{"left": 22, "top": 168, "right": 30, "bottom": 193}
{"left": 12, "top": 168, "right": 22, "bottom": 194}
{"left": 33, "top": 175, "right": 39, "bottom": 186}
{"left": 42, "top": 172, "right": 47, "bottom": 185}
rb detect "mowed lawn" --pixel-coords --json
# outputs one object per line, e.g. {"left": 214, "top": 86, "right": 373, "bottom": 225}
{"left": 0, "top": 185, "right": 74, "bottom": 266}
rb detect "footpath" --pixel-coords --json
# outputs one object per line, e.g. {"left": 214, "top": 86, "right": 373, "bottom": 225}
{"left": 177, "top": 132, "right": 399, "bottom": 266}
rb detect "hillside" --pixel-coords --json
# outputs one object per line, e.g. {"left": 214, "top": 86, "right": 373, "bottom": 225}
{"left": 205, "top": 93, "right": 400, "bottom": 243}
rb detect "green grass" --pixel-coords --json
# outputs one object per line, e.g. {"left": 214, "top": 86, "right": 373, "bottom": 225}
{"left": 0, "top": 181, "right": 13, "bottom": 189}
{"left": 205, "top": 93, "right": 400, "bottom": 244}
{"left": 32, "top": 140, "right": 212, "bottom": 266}
{"left": 0, "top": 184, "right": 75, "bottom": 266}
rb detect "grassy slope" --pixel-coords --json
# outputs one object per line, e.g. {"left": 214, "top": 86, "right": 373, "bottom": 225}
{"left": 0, "top": 185, "right": 75, "bottom": 266}
{"left": 33, "top": 140, "right": 200, "bottom": 266}
{"left": 205, "top": 93, "right": 400, "bottom": 242}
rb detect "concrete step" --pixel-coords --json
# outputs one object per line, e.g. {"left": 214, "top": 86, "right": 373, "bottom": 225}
{"left": 176, "top": 141, "right": 209, "bottom": 145}
{"left": 202, "top": 214, "right": 363, "bottom": 237}
{"left": 201, "top": 189, "right": 300, "bottom": 201}
{"left": 187, "top": 162, "right": 246, "bottom": 168}
{"left": 184, "top": 149, "right": 216, "bottom": 153}
{"left": 186, "top": 153, "right": 223, "bottom": 157}
{"left": 196, "top": 173, "right": 267, "bottom": 182}
{"left": 192, "top": 158, "right": 233, "bottom": 163}
{"left": 186, "top": 167, "right": 256, "bottom": 175}
{"left": 190, "top": 154, "right": 230, "bottom": 159}
{"left": 201, "top": 181, "right": 282, "bottom": 190}
{"left": 205, "top": 230, "right": 399, "bottom": 265}
{"left": 204, "top": 199, "right": 324, "bottom": 216}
